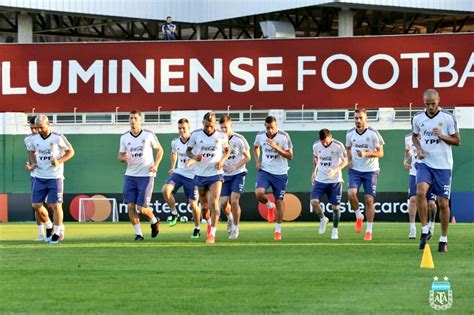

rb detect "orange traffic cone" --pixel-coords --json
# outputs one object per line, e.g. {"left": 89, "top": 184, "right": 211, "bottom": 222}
{"left": 451, "top": 216, "right": 456, "bottom": 224}
{"left": 420, "top": 244, "right": 435, "bottom": 269}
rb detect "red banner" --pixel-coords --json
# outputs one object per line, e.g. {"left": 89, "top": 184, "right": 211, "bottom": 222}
{"left": 0, "top": 33, "right": 473, "bottom": 113}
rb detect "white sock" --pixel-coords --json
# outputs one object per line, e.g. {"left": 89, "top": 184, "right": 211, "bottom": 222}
{"left": 320, "top": 216, "right": 327, "bottom": 222}
{"left": 428, "top": 221, "right": 435, "bottom": 228}
{"left": 171, "top": 210, "right": 178, "bottom": 215}
{"left": 366, "top": 222, "right": 373, "bottom": 232}
{"left": 37, "top": 224, "right": 45, "bottom": 236}
{"left": 150, "top": 216, "right": 158, "bottom": 224}
{"left": 227, "top": 213, "right": 233, "bottom": 222}
{"left": 133, "top": 224, "right": 143, "bottom": 236}
{"left": 332, "top": 227, "right": 338, "bottom": 233}
{"left": 266, "top": 201, "right": 274, "bottom": 209}
{"left": 44, "top": 220, "right": 53, "bottom": 229}
{"left": 53, "top": 225, "right": 60, "bottom": 235}
{"left": 439, "top": 235, "right": 448, "bottom": 243}
{"left": 421, "top": 225, "right": 429, "bottom": 234}
{"left": 195, "top": 225, "right": 200, "bottom": 230}
{"left": 210, "top": 227, "right": 216, "bottom": 236}
{"left": 232, "top": 224, "right": 239, "bottom": 232}
{"left": 410, "top": 223, "right": 416, "bottom": 229}
{"left": 355, "top": 210, "right": 363, "bottom": 219}
{"left": 275, "top": 223, "right": 282, "bottom": 233}
{"left": 205, "top": 219, "right": 211, "bottom": 225}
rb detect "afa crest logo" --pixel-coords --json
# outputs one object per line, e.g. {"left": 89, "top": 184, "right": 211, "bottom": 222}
{"left": 429, "top": 276, "right": 453, "bottom": 310}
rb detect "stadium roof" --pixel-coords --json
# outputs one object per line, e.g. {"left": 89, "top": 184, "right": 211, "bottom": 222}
{"left": 0, "top": 0, "right": 473, "bottom": 23}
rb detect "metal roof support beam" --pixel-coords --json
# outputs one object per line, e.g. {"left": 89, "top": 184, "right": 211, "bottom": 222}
{"left": 17, "top": 12, "right": 33, "bottom": 42}
{"left": 338, "top": 7, "right": 354, "bottom": 37}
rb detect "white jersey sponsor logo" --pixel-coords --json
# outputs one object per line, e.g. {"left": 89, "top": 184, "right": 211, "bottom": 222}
{"left": 171, "top": 137, "right": 195, "bottom": 179}
{"left": 188, "top": 129, "right": 228, "bottom": 177}
{"left": 254, "top": 130, "right": 292, "bottom": 175}
{"left": 346, "top": 127, "right": 384, "bottom": 172}
{"left": 412, "top": 109, "right": 458, "bottom": 170}
{"left": 119, "top": 129, "right": 161, "bottom": 177}
{"left": 29, "top": 132, "right": 72, "bottom": 179}
{"left": 224, "top": 133, "right": 250, "bottom": 176}
{"left": 313, "top": 139, "right": 347, "bottom": 183}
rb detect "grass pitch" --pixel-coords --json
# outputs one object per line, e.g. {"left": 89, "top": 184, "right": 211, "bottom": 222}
{"left": 1, "top": 222, "right": 472, "bottom": 314}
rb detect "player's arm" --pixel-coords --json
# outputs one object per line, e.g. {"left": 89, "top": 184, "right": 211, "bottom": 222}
{"left": 54, "top": 146, "right": 75, "bottom": 165}
{"left": 186, "top": 146, "right": 202, "bottom": 161}
{"left": 169, "top": 151, "right": 178, "bottom": 174}
{"left": 216, "top": 145, "right": 231, "bottom": 170}
{"left": 346, "top": 146, "right": 353, "bottom": 168}
{"left": 434, "top": 130, "right": 461, "bottom": 146}
{"left": 150, "top": 146, "right": 163, "bottom": 172}
{"left": 311, "top": 155, "right": 318, "bottom": 184}
{"left": 412, "top": 133, "right": 424, "bottom": 159}
{"left": 266, "top": 138, "right": 293, "bottom": 160}
{"left": 403, "top": 148, "right": 412, "bottom": 169}
{"left": 253, "top": 145, "right": 261, "bottom": 170}
{"left": 25, "top": 150, "right": 37, "bottom": 171}
{"left": 328, "top": 147, "right": 348, "bottom": 180}
{"left": 359, "top": 145, "right": 384, "bottom": 158}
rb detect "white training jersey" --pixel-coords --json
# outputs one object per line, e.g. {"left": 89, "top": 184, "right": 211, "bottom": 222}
{"left": 224, "top": 133, "right": 250, "bottom": 176}
{"left": 171, "top": 136, "right": 195, "bottom": 179}
{"left": 346, "top": 127, "right": 384, "bottom": 172}
{"left": 24, "top": 134, "right": 37, "bottom": 177}
{"left": 119, "top": 129, "right": 161, "bottom": 177}
{"left": 412, "top": 109, "right": 458, "bottom": 170}
{"left": 313, "top": 139, "right": 347, "bottom": 183}
{"left": 404, "top": 133, "right": 418, "bottom": 176}
{"left": 254, "top": 130, "right": 293, "bottom": 175}
{"left": 29, "top": 132, "right": 72, "bottom": 179}
{"left": 187, "top": 129, "right": 229, "bottom": 177}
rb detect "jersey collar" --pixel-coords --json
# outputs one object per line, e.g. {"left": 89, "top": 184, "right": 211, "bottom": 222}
{"left": 40, "top": 132, "right": 52, "bottom": 140}
{"left": 130, "top": 129, "right": 142, "bottom": 138}
{"left": 356, "top": 128, "right": 367, "bottom": 136}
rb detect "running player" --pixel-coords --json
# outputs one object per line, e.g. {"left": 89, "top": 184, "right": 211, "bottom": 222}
{"left": 311, "top": 129, "right": 347, "bottom": 240}
{"left": 254, "top": 116, "right": 293, "bottom": 241}
{"left": 412, "top": 89, "right": 460, "bottom": 252}
{"left": 346, "top": 108, "right": 384, "bottom": 241}
{"left": 219, "top": 115, "right": 251, "bottom": 240}
{"left": 29, "top": 114, "right": 74, "bottom": 244}
{"left": 24, "top": 116, "right": 53, "bottom": 241}
{"left": 118, "top": 110, "right": 163, "bottom": 241}
{"left": 162, "top": 118, "right": 202, "bottom": 238}
{"left": 404, "top": 133, "right": 437, "bottom": 239}
{"left": 186, "top": 112, "right": 230, "bottom": 244}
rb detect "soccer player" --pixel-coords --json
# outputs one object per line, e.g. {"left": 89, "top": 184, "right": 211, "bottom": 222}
{"left": 186, "top": 112, "right": 230, "bottom": 244}
{"left": 311, "top": 129, "right": 347, "bottom": 240}
{"left": 24, "top": 116, "right": 53, "bottom": 241}
{"left": 346, "top": 108, "right": 384, "bottom": 241}
{"left": 412, "top": 89, "right": 460, "bottom": 252}
{"left": 219, "top": 115, "right": 251, "bottom": 240}
{"left": 162, "top": 118, "right": 202, "bottom": 238}
{"left": 404, "top": 133, "right": 437, "bottom": 239}
{"left": 118, "top": 110, "right": 163, "bottom": 241}
{"left": 29, "top": 114, "right": 74, "bottom": 244}
{"left": 254, "top": 116, "right": 293, "bottom": 240}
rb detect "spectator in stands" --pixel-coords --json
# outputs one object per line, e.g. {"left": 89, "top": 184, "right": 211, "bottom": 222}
{"left": 162, "top": 16, "right": 177, "bottom": 40}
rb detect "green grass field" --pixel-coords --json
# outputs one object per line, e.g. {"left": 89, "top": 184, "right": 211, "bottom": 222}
{"left": 1, "top": 222, "right": 472, "bottom": 314}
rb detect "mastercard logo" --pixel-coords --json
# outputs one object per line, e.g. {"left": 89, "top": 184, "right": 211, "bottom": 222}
{"left": 70, "top": 194, "right": 113, "bottom": 222}
{"left": 257, "top": 193, "right": 302, "bottom": 221}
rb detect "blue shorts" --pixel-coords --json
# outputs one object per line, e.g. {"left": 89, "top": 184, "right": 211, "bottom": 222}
{"left": 194, "top": 174, "right": 224, "bottom": 189}
{"left": 415, "top": 163, "right": 452, "bottom": 199}
{"left": 256, "top": 170, "right": 288, "bottom": 201}
{"left": 311, "top": 182, "right": 342, "bottom": 206}
{"left": 123, "top": 175, "right": 154, "bottom": 207}
{"left": 408, "top": 175, "right": 436, "bottom": 201}
{"left": 221, "top": 172, "right": 246, "bottom": 197}
{"left": 348, "top": 169, "right": 379, "bottom": 196}
{"left": 164, "top": 173, "right": 197, "bottom": 201}
{"left": 30, "top": 176, "right": 35, "bottom": 191}
{"left": 32, "top": 178, "right": 64, "bottom": 204}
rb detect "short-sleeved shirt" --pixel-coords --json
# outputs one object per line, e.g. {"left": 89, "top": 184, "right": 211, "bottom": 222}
{"left": 254, "top": 130, "right": 292, "bottom": 176}
{"left": 412, "top": 109, "right": 458, "bottom": 170}
{"left": 187, "top": 129, "right": 229, "bottom": 177}
{"left": 29, "top": 132, "right": 72, "bottom": 179}
{"left": 171, "top": 136, "right": 195, "bottom": 179}
{"left": 24, "top": 134, "right": 37, "bottom": 177}
{"left": 224, "top": 133, "right": 250, "bottom": 176}
{"left": 404, "top": 133, "right": 418, "bottom": 176}
{"left": 119, "top": 129, "right": 161, "bottom": 177}
{"left": 346, "top": 127, "right": 384, "bottom": 172}
{"left": 313, "top": 139, "right": 347, "bottom": 183}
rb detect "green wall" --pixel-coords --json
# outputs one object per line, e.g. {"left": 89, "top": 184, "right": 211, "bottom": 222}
{"left": 1, "top": 130, "right": 473, "bottom": 194}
